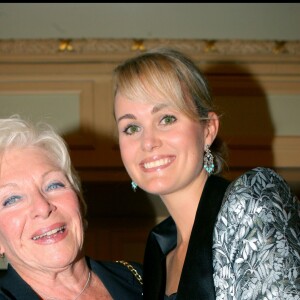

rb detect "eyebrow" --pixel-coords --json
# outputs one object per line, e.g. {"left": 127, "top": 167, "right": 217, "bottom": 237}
{"left": 152, "top": 103, "right": 168, "bottom": 113}
{"left": 117, "top": 103, "right": 169, "bottom": 124}
{"left": 0, "top": 169, "right": 63, "bottom": 191}
{"left": 117, "top": 113, "right": 136, "bottom": 124}
{"left": 0, "top": 182, "right": 17, "bottom": 193}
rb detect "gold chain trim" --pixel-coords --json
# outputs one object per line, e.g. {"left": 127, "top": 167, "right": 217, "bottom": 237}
{"left": 116, "top": 260, "right": 143, "bottom": 285}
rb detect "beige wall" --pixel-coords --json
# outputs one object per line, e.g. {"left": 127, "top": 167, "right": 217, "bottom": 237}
{"left": 0, "top": 3, "right": 300, "bottom": 40}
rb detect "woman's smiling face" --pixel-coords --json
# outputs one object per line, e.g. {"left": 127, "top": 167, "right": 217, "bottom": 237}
{"left": 0, "top": 146, "right": 84, "bottom": 273}
{"left": 115, "top": 92, "right": 217, "bottom": 197}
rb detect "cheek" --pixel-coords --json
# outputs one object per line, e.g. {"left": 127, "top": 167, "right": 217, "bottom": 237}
{"left": 65, "top": 192, "right": 81, "bottom": 213}
{"left": 119, "top": 138, "right": 135, "bottom": 164}
{"left": 169, "top": 127, "right": 201, "bottom": 149}
{"left": 0, "top": 216, "right": 23, "bottom": 249}
{"left": 55, "top": 189, "right": 81, "bottom": 218}
{"left": 177, "top": 125, "right": 205, "bottom": 155}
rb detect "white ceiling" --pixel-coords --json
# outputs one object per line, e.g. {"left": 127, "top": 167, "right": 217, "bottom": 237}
{"left": 0, "top": 3, "right": 300, "bottom": 41}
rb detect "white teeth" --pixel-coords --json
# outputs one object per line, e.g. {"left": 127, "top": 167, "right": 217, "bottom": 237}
{"left": 144, "top": 158, "right": 171, "bottom": 169}
{"left": 32, "top": 226, "right": 66, "bottom": 240}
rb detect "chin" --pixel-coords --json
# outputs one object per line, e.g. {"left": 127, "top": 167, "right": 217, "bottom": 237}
{"left": 143, "top": 182, "right": 171, "bottom": 195}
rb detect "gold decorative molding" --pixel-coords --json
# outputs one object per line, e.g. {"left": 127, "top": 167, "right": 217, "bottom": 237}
{"left": 204, "top": 40, "right": 217, "bottom": 53}
{"left": 58, "top": 39, "right": 74, "bottom": 52}
{"left": 131, "top": 39, "right": 146, "bottom": 51}
{"left": 0, "top": 39, "right": 300, "bottom": 59}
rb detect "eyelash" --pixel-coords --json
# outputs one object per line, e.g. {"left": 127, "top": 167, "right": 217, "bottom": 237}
{"left": 122, "top": 114, "right": 177, "bottom": 135}
{"left": 45, "top": 182, "right": 65, "bottom": 192}
{"left": 3, "top": 195, "right": 22, "bottom": 207}
{"left": 123, "top": 124, "right": 140, "bottom": 136}
{"left": 160, "top": 114, "right": 177, "bottom": 125}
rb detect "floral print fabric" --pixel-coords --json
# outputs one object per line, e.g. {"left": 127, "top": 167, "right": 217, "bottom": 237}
{"left": 213, "top": 167, "right": 300, "bottom": 300}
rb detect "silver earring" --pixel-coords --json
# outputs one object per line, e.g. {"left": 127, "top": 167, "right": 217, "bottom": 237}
{"left": 204, "top": 145, "right": 214, "bottom": 174}
{"left": 131, "top": 181, "right": 138, "bottom": 192}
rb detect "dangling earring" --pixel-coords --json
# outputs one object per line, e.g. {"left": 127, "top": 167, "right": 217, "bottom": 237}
{"left": 131, "top": 181, "right": 138, "bottom": 192}
{"left": 204, "top": 144, "right": 214, "bottom": 175}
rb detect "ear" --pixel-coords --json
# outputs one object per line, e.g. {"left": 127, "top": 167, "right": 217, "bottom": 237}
{"left": 204, "top": 112, "right": 219, "bottom": 146}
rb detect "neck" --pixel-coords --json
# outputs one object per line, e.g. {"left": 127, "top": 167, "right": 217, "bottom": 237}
{"left": 161, "top": 172, "right": 208, "bottom": 242}
{"left": 34, "top": 270, "right": 91, "bottom": 300}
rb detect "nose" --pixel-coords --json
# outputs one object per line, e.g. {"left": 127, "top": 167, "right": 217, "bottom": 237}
{"left": 29, "top": 191, "right": 56, "bottom": 219}
{"left": 141, "top": 129, "right": 162, "bottom": 152}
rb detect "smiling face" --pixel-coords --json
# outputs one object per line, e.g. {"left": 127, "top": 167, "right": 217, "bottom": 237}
{"left": 0, "top": 146, "right": 84, "bottom": 274}
{"left": 115, "top": 91, "right": 218, "bottom": 197}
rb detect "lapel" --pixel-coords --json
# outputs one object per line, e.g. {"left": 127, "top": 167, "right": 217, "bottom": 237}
{"left": 177, "top": 175, "right": 230, "bottom": 299}
{"left": 143, "top": 217, "right": 177, "bottom": 300}
{"left": 143, "top": 175, "right": 230, "bottom": 300}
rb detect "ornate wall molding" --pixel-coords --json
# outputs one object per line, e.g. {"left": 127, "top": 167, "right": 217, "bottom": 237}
{"left": 0, "top": 39, "right": 299, "bottom": 61}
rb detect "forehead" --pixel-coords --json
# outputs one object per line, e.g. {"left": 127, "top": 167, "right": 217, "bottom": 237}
{"left": 0, "top": 146, "right": 57, "bottom": 179}
{"left": 115, "top": 92, "right": 175, "bottom": 117}
{"left": 114, "top": 89, "right": 177, "bottom": 114}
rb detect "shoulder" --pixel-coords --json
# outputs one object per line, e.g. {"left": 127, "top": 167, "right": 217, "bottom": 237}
{"left": 87, "top": 258, "right": 143, "bottom": 299}
{"left": 216, "top": 167, "right": 300, "bottom": 243}
{"left": 100, "top": 260, "right": 143, "bottom": 283}
{"left": 222, "top": 167, "right": 299, "bottom": 212}
{"left": 89, "top": 257, "right": 142, "bottom": 282}
{"left": 0, "top": 265, "right": 35, "bottom": 299}
{"left": 215, "top": 166, "right": 300, "bottom": 242}
{"left": 227, "top": 166, "right": 293, "bottom": 194}
{"left": 213, "top": 167, "right": 300, "bottom": 299}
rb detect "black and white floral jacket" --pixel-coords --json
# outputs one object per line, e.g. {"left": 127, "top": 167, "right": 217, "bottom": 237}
{"left": 213, "top": 167, "right": 300, "bottom": 300}
{"left": 143, "top": 167, "right": 300, "bottom": 300}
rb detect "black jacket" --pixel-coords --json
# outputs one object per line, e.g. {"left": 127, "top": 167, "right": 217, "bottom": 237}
{"left": 143, "top": 175, "right": 230, "bottom": 300}
{"left": 0, "top": 256, "right": 143, "bottom": 300}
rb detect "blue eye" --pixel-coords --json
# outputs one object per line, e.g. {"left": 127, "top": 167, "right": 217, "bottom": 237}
{"left": 123, "top": 124, "right": 140, "bottom": 135}
{"left": 161, "top": 115, "right": 177, "bottom": 125}
{"left": 46, "top": 182, "right": 65, "bottom": 192}
{"left": 3, "top": 195, "right": 22, "bottom": 207}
